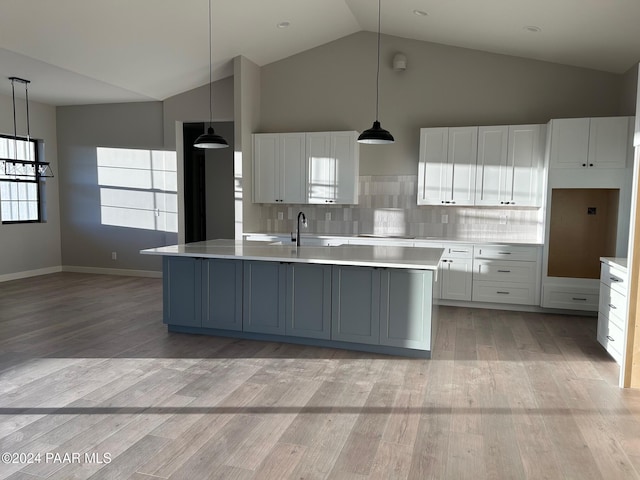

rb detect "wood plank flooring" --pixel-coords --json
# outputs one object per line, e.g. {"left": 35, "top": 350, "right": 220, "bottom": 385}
{"left": 1, "top": 272, "right": 640, "bottom": 479}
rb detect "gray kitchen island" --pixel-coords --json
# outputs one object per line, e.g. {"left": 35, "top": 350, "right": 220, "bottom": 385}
{"left": 141, "top": 240, "right": 444, "bottom": 358}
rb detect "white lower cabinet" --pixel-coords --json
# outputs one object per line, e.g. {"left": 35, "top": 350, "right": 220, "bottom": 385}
{"left": 597, "top": 260, "right": 628, "bottom": 364}
{"left": 472, "top": 244, "right": 541, "bottom": 305}
{"left": 541, "top": 283, "right": 600, "bottom": 311}
{"left": 439, "top": 245, "right": 473, "bottom": 301}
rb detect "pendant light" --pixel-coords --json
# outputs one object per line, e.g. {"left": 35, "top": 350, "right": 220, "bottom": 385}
{"left": 194, "top": 0, "right": 228, "bottom": 149}
{"left": 358, "top": 0, "right": 394, "bottom": 144}
{"left": 2, "top": 76, "right": 54, "bottom": 178}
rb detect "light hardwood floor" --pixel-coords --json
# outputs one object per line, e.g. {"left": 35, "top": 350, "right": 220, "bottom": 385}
{"left": 1, "top": 272, "right": 640, "bottom": 479}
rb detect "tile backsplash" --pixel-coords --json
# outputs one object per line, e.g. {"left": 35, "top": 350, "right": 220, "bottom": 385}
{"left": 258, "top": 175, "right": 543, "bottom": 242}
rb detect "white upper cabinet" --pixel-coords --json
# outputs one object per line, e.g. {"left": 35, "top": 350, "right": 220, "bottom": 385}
{"left": 475, "top": 126, "right": 509, "bottom": 206}
{"left": 253, "top": 133, "right": 306, "bottom": 204}
{"left": 418, "top": 126, "right": 477, "bottom": 206}
{"left": 307, "top": 131, "right": 359, "bottom": 205}
{"left": 417, "top": 127, "right": 448, "bottom": 205}
{"left": 509, "top": 125, "right": 544, "bottom": 207}
{"left": 476, "top": 125, "right": 544, "bottom": 207}
{"left": 550, "top": 117, "right": 631, "bottom": 169}
{"left": 253, "top": 131, "right": 358, "bottom": 204}
{"left": 588, "top": 117, "right": 630, "bottom": 169}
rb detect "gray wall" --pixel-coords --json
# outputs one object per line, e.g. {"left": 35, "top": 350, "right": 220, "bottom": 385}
{"left": 205, "top": 121, "right": 235, "bottom": 240}
{"left": 164, "top": 76, "right": 234, "bottom": 149}
{"left": 234, "top": 56, "right": 263, "bottom": 234}
{"left": 260, "top": 32, "right": 627, "bottom": 175}
{"left": 621, "top": 64, "right": 639, "bottom": 116}
{"left": 0, "top": 93, "right": 61, "bottom": 277}
{"left": 57, "top": 102, "right": 170, "bottom": 271}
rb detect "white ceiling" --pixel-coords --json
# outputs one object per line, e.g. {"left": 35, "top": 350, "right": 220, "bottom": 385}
{"left": 1, "top": 0, "right": 639, "bottom": 106}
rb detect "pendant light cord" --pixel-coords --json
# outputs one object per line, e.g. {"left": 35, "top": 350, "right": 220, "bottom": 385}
{"left": 208, "top": 0, "right": 213, "bottom": 126}
{"left": 375, "top": 0, "right": 381, "bottom": 122}
{"left": 11, "top": 78, "right": 17, "bottom": 161}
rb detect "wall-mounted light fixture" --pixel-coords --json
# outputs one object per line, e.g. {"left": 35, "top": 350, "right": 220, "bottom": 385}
{"left": 392, "top": 53, "right": 407, "bottom": 71}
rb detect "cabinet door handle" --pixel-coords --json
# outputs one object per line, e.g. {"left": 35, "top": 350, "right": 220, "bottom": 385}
{"left": 496, "top": 291, "right": 510, "bottom": 295}
{"left": 582, "top": 163, "right": 587, "bottom": 167}
{"left": 589, "top": 164, "right": 594, "bottom": 167}
{"left": 451, "top": 250, "right": 467, "bottom": 253}
{"left": 610, "top": 276, "right": 621, "bottom": 283}
{"left": 497, "top": 270, "right": 511, "bottom": 273}
{"left": 607, "top": 335, "right": 615, "bottom": 341}
{"left": 498, "top": 252, "right": 511, "bottom": 255}
{"left": 572, "top": 297, "right": 587, "bottom": 301}
{"left": 451, "top": 201, "right": 456, "bottom": 204}
{"left": 608, "top": 303, "right": 617, "bottom": 309}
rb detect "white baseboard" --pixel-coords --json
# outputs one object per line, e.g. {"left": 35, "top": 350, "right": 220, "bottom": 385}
{"left": 0, "top": 266, "right": 63, "bottom": 283}
{"left": 62, "top": 266, "right": 162, "bottom": 278}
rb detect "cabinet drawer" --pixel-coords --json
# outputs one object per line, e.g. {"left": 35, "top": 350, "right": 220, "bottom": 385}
{"left": 472, "top": 281, "right": 535, "bottom": 305}
{"left": 598, "top": 283, "right": 627, "bottom": 330}
{"left": 600, "top": 262, "right": 628, "bottom": 295}
{"left": 597, "top": 313, "right": 624, "bottom": 363}
{"left": 473, "top": 259, "right": 536, "bottom": 284}
{"left": 474, "top": 244, "right": 538, "bottom": 262}
{"left": 542, "top": 286, "right": 599, "bottom": 311}
{"left": 442, "top": 244, "right": 473, "bottom": 259}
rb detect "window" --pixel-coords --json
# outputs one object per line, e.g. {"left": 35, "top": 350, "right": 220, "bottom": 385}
{"left": 0, "top": 134, "right": 42, "bottom": 223}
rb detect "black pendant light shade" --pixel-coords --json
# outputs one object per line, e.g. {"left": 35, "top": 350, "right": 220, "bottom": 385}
{"left": 358, "top": 121, "right": 395, "bottom": 144}
{"left": 194, "top": 0, "right": 229, "bottom": 149}
{"left": 194, "top": 126, "right": 229, "bottom": 149}
{"left": 358, "top": 0, "right": 394, "bottom": 145}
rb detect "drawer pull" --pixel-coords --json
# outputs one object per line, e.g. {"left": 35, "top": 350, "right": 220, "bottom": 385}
{"left": 451, "top": 250, "right": 468, "bottom": 253}
{"left": 607, "top": 335, "right": 615, "bottom": 342}
{"left": 497, "top": 270, "right": 511, "bottom": 273}
{"left": 608, "top": 303, "right": 617, "bottom": 310}
{"left": 496, "top": 291, "right": 510, "bottom": 295}
{"left": 610, "top": 276, "right": 621, "bottom": 283}
{"left": 498, "top": 252, "right": 512, "bottom": 255}
{"left": 572, "top": 297, "right": 587, "bottom": 301}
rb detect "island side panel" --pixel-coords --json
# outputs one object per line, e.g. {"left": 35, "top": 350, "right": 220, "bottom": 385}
{"left": 379, "top": 269, "right": 434, "bottom": 350}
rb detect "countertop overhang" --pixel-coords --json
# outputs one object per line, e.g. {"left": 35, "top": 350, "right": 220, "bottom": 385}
{"left": 141, "top": 239, "right": 444, "bottom": 271}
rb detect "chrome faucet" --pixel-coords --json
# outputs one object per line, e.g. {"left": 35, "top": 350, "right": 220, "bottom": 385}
{"left": 292, "top": 211, "right": 307, "bottom": 247}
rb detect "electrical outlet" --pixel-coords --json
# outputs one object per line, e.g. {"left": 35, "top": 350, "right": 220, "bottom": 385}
{"left": 441, "top": 214, "right": 448, "bottom": 224}
{"left": 111, "top": 251, "right": 117, "bottom": 260}
{"left": 277, "top": 211, "right": 284, "bottom": 220}
{"left": 325, "top": 212, "right": 331, "bottom": 221}
{"left": 499, "top": 215, "right": 508, "bottom": 225}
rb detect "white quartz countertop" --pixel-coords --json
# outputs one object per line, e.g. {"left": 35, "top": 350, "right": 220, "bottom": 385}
{"left": 141, "top": 240, "right": 444, "bottom": 270}
{"left": 600, "top": 257, "right": 628, "bottom": 270}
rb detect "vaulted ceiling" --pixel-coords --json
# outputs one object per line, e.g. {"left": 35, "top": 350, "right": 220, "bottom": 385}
{"left": 1, "top": 0, "right": 639, "bottom": 106}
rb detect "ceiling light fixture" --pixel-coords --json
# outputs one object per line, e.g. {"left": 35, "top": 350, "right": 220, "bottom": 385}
{"left": 523, "top": 25, "right": 542, "bottom": 33}
{"left": 277, "top": 21, "right": 291, "bottom": 29}
{"left": 413, "top": 9, "right": 429, "bottom": 17}
{"left": 358, "top": 0, "right": 394, "bottom": 145}
{"left": 2, "top": 76, "right": 54, "bottom": 178}
{"left": 194, "top": 0, "right": 228, "bottom": 149}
